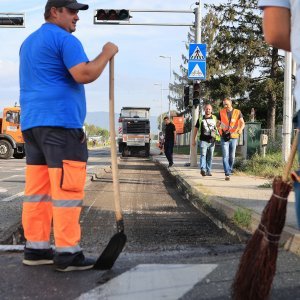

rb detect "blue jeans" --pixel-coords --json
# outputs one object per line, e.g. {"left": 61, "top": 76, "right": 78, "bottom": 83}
{"left": 294, "top": 177, "right": 300, "bottom": 228}
{"left": 294, "top": 111, "right": 300, "bottom": 228}
{"left": 221, "top": 137, "right": 238, "bottom": 176}
{"left": 199, "top": 140, "right": 215, "bottom": 173}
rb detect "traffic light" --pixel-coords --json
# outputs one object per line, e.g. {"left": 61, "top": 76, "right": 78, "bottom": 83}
{"left": 183, "top": 86, "right": 190, "bottom": 107}
{"left": 0, "top": 16, "right": 24, "bottom": 27}
{"left": 94, "top": 9, "right": 131, "bottom": 24}
{"left": 193, "top": 82, "right": 200, "bottom": 106}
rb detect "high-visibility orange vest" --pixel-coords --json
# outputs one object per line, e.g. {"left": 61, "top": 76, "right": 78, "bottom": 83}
{"left": 219, "top": 108, "right": 241, "bottom": 139}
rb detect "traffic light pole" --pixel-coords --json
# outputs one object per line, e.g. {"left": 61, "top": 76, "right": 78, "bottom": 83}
{"left": 282, "top": 51, "right": 293, "bottom": 162}
{"left": 189, "top": 4, "right": 201, "bottom": 167}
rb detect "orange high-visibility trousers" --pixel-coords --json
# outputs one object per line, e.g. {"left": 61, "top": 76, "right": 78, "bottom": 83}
{"left": 22, "top": 165, "right": 52, "bottom": 249}
{"left": 22, "top": 127, "right": 88, "bottom": 253}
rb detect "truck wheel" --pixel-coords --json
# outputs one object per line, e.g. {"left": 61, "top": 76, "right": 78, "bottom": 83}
{"left": 0, "top": 140, "right": 13, "bottom": 159}
{"left": 13, "top": 153, "right": 26, "bottom": 159}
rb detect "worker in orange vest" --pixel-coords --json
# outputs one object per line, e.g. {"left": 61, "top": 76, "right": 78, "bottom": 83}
{"left": 217, "top": 98, "right": 245, "bottom": 181}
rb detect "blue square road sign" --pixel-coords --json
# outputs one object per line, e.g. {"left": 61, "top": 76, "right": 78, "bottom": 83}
{"left": 188, "top": 61, "right": 206, "bottom": 80}
{"left": 189, "top": 44, "right": 206, "bottom": 61}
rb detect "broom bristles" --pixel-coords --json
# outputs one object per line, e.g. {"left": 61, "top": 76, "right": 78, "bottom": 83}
{"left": 232, "top": 230, "right": 278, "bottom": 300}
{"left": 232, "top": 176, "right": 291, "bottom": 300}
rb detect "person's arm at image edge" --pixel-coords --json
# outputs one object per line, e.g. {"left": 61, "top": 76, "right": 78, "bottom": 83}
{"left": 262, "top": 6, "right": 291, "bottom": 51}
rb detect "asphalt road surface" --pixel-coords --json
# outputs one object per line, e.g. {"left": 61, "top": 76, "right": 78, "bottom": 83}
{"left": 1, "top": 150, "right": 300, "bottom": 299}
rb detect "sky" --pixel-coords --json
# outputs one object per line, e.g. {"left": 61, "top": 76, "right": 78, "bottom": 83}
{"left": 0, "top": 0, "right": 224, "bottom": 118}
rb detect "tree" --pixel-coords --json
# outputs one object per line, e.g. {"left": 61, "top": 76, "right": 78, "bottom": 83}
{"left": 84, "top": 123, "right": 109, "bottom": 140}
{"left": 170, "top": 0, "right": 285, "bottom": 135}
{"left": 205, "top": 0, "right": 284, "bottom": 135}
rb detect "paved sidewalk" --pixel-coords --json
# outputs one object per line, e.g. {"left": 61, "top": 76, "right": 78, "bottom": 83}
{"left": 153, "top": 153, "right": 300, "bottom": 256}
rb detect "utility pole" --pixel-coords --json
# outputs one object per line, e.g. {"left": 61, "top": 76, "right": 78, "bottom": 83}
{"left": 282, "top": 52, "right": 293, "bottom": 162}
{"left": 189, "top": 3, "right": 201, "bottom": 167}
{"left": 159, "top": 55, "right": 172, "bottom": 118}
{"left": 154, "top": 83, "right": 164, "bottom": 131}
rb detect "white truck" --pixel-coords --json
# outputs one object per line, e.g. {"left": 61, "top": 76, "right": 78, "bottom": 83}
{"left": 118, "top": 107, "right": 150, "bottom": 157}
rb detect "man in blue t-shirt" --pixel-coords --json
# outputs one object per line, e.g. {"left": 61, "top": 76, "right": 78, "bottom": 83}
{"left": 19, "top": 0, "right": 118, "bottom": 272}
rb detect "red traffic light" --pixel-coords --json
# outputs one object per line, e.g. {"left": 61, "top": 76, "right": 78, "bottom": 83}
{"left": 108, "top": 10, "right": 118, "bottom": 20}
{"left": 96, "top": 9, "right": 107, "bottom": 20}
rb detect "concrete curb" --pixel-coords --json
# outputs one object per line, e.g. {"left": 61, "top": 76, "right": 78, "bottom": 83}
{"left": 152, "top": 156, "right": 300, "bottom": 257}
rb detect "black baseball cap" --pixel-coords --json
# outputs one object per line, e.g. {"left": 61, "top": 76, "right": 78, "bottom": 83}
{"left": 45, "top": 0, "right": 89, "bottom": 11}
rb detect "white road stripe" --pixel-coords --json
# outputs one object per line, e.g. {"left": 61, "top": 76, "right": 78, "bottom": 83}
{"left": 78, "top": 264, "right": 217, "bottom": 300}
{"left": 1, "top": 192, "right": 24, "bottom": 202}
{"left": 0, "top": 245, "right": 24, "bottom": 252}
{"left": 0, "top": 175, "right": 24, "bottom": 182}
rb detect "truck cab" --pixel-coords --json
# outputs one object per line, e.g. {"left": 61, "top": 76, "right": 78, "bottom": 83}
{"left": 118, "top": 107, "right": 151, "bottom": 157}
{"left": 0, "top": 106, "right": 25, "bottom": 159}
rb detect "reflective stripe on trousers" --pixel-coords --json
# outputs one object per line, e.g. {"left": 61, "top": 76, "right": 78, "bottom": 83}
{"left": 22, "top": 165, "right": 52, "bottom": 248}
{"left": 23, "top": 165, "right": 85, "bottom": 253}
{"left": 22, "top": 127, "right": 88, "bottom": 253}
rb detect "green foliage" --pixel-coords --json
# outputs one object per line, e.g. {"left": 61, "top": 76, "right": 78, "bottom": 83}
{"left": 84, "top": 123, "right": 109, "bottom": 139}
{"left": 234, "top": 152, "right": 298, "bottom": 178}
{"left": 173, "top": 145, "right": 190, "bottom": 155}
{"left": 233, "top": 208, "right": 252, "bottom": 228}
{"left": 170, "top": 0, "right": 285, "bottom": 132}
{"left": 258, "top": 181, "right": 272, "bottom": 188}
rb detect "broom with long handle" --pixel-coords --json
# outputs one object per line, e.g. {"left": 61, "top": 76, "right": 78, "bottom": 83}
{"left": 94, "top": 57, "right": 127, "bottom": 270}
{"left": 232, "top": 130, "right": 298, "bottom": 300}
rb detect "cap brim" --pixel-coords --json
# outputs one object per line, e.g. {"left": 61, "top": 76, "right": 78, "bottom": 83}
{"left": 65, "top": 3, "right": 89, "bottom": 10}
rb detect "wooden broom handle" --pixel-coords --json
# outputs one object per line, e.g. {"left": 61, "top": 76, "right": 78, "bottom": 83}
{"left": 109, "top": 57, "right": 123, "bottom": 222}
{"left": 283, "top": 130, "right": 298, "bottom": 182}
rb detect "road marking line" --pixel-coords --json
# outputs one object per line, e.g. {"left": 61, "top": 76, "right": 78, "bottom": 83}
{"left": 0, "top": 187, "right": 8, "bottom": 193}
{"left": 0, "top": 245, "right": 24, "bottom": 252}
{"left": 1, "top": 191, "right": 24, "bottom": 202}
{"left": 78, "top": 264, "right": 217, "bottom": 300}
{"left": 0, "top": 175, "right": 24, "bottom": 182}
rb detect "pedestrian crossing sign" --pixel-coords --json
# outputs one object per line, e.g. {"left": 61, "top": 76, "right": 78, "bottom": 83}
{"left": 189, "top": 44, "right": 206, "bottom": 61}
{"left": 188, "top": 43, "right": 207, "bottom": 80}
{"left": 188, "top": 61, "right": 206, "bottom": 80}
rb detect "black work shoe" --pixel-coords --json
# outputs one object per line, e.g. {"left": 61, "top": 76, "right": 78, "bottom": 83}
{"left": 201, "top": 169, "right": 206, "bottom": 176}
{"left": 55, "top": 251, "right": 96, "bottom": 272}
{"left": 168, "top": 162, "right": 174, "bottom": 167}
{"left": 225, "top": 175, "right": 230, "bottom": 181}
{"left": 23, "top": 247, "right": 54, "bottom": 266}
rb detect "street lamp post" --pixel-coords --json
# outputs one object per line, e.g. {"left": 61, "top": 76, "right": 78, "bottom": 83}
{"left": 154, "top": 83, "right": 163, "bottom": 131}
{"left": 159, "top": 55, "right": 172, "bottom": 118}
